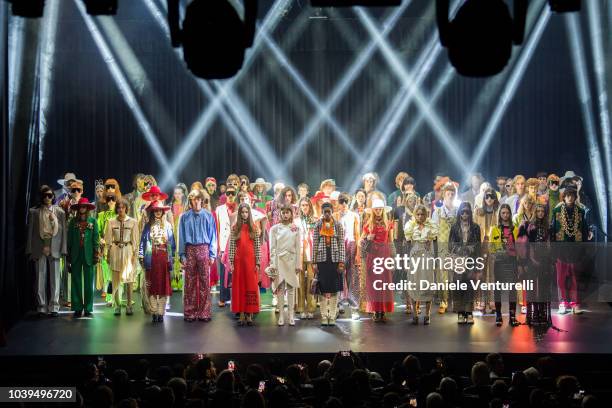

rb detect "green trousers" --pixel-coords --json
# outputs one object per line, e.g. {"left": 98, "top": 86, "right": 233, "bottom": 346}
{"left": 71, "top": 259, "right": 95, "bottom": 313}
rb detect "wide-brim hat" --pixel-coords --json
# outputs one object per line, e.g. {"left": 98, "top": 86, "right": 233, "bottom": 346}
{"left": 146, "top": 201, "right": 171, "bottom": 213}
{"left": 70, "top": 197, "right": 96, "bottom": 211}
{"left": 250, "top": 177, "right": 272, "bottom": 192}
{"left": 560, "top": 170, "right": 582, "bottom": 186}
{"left": 142, "top": 185, "right": 169, "bottom": 201}
{"left": 366, "top": 198, "right": 392, "bottom": 214}
{"left": 58, "top": 172, "right": 77, "bottom": 187}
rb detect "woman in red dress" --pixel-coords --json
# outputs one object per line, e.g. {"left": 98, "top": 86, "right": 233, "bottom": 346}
{"left": 361, "top": 198, "right": 395, "bottom": 322}
{"left": 229, "top": 203, "right": 261, "bottom": 326}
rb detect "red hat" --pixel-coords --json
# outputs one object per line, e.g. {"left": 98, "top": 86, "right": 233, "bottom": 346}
{"left": 146, "top": 200, "right": 171, "bottom": 213}
{"left": 70, "top": 197, "right": 96, "bottom": 211}
{"left": 205, "top": 177, "right": 217, "bottom": 185}
{"left": 310, "top": 191, "right": 330, "bottom": 205}
{"left": 141, "top": 185, "right": 169, "bottom": 202}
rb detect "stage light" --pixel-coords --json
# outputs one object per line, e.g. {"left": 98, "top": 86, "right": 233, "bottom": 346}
{"left": 548, "top": 0, "right": 580, "bottom": 13}
{"left": 437, "top": 0, "right": 527, "bottom": 77}
{"left": 311, "top": 0, "right": 400, "bottom": 6}
{"left": 82, "top": 0, "right": 118, "bottom": 15}
{"left": 8, "top": 0, "right": 45, "bottom": 18}
{"left": 168, "top": 0, "right": 258, "bottom": 79}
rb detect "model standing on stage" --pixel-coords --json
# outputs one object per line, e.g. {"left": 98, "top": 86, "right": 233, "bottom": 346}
{"left": 362, "top": 199, "right": 394, "bottom": 322}
{"left": 26, "top": 185, "right": 67, "bottom": 317}
{"left": 473, "top": 187, "right": 500, "bottom": 314}
{"left": 394, "top": 192, "right": 418, "bottom": 315}
{"left": 97, "top": 179, "right": 122, "bottom": 305}
{"left": 404, "top": 204, "right": 438, "bottom": 325}
{"left": 216, "top": 185, "right": 238, "bottom": 308}
{"left": 67, "top": 198, "right": 99, "bottom": 318}
{"left": 295, "top": 197, "right": 317, "bottom": 320}
{"left": 550, "top": 185, "right": 588, "bottom": 315}
{"left": 337, "top": 193, "right": 361, "bottom": 320}
{"left": 251, "top": 178, "right": 273, "bottom": 211}
{"left": 312, "top": 202, "right": 346, "bottom": 326}
{"left": 505, "top": 175, "right": 526, "bottom": 214}
{"left": 179, "top": 189, "right": 218, "bottom": 322}
{"left": 228, "top": 203, "right": 261, "bottom": 326}
{"left": 449, "top": 202, "right": 481, "bottom": 324}
{"left": 431, "top": 182, "right": 458, "bottom": 314}
{"left": 171, "top": 183, "right": 189, "bottom": 291}
{"left": 526, "top": 203, "right": 553, "bottom": 326}
{"left": 105, "top": 198, "right": 139, "bottom": 316}
{"left": 269, "top": 205, "right": 302, "bottom": 326}
{"left": 489, "top": 204, "right": 520, "bottom": 327}
{"left": 139, "top": 201, "right": 175, "bottom": 323}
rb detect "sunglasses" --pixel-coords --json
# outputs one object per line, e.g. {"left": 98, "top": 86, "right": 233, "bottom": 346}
{"left": 106, "top": 196, "right": 116, "bottom": 202}
{"left": 105, "top": 184, "right": 115, "bottom": 190}
{"left": 71, "top": 188, "right": 82, "bottom": 193}
{"left": 549, "top": 181, "right": 559, "bottom": 186}
{"left": 43, "top": 193, "right": 54, "bottom": 199}
{"left": 226, "top": 191, "right": 236, "bottom": 196}
{"left": 205, "top": 183, "right": 216, "bottom": 188}
{"left": 339, "top": 199, "right": 349, "bottom": 204}
{"left": 485, "top": 194, "right": 495, "bottom": 199}
{"left": 505, "top": 184, "right": 511, "bottom": 188}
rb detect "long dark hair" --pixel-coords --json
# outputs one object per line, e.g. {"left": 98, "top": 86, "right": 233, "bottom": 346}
{"left": 232, "top": 203, "right": 258, "bottom": 240}
{"left": 456, "top": 201, "right": 474, "bottom": 226}
{"left": 498, "top": 203, "right": 513, "bottom": 226}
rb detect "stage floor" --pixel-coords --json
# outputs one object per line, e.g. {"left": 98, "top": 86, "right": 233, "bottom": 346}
{"left": 3, "top": 292, "right": 612, "bottom": 355}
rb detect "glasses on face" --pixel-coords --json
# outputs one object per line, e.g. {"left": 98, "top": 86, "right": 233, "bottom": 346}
{"left": 43, "top": 193, "right": 54, "bottom": 199}
{"left": 226, "top": 191, "right": 236, "bottom": 196}
{"left": 549, "top": 181, "right": 559, "bottom": 186}
{"left": 71, "top": 188, "right": 82, "bottom": 193}
{"left": 105, "top": 184, "right": 115, "bottom": 190}
{"left": 206, "top": 183, "right": 216, "bottom": 189}
{"left": 505, "top": 184, "right": 511, "bottom": 189}
{"left": 339, "top": 199, "right": 348, "bottom": 205}
{"left": 485, "top": 194, "right": 495, "bottom": 200}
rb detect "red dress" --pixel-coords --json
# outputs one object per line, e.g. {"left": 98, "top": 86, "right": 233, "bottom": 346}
{"left": 231, "top": 225, "right": 260, "bottom": 313}
{"left": 364, "top": 223, "right": 395, "bottom": 313}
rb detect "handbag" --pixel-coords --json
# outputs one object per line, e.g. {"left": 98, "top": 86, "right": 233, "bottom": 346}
{"left": 310, "top": 275, "right": 320, "bottom": 295}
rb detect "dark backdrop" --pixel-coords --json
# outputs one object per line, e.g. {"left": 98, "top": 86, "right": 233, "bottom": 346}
{"left": 38, "top": 1, "right": 597, "bottom": 194}
{"left": 3, "top": 0, "right": 612, "bottom": 325}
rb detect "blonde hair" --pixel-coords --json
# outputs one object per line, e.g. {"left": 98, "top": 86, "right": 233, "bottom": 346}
{"left": 517, "top": 194, "right": 536, "bottom": 223}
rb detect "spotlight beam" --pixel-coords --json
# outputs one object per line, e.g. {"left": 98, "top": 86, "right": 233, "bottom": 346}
{"left": 261, "top": 31, "right": 362, "bottom": 161}
{"left": 379, "top": 65, "right": 455, "bottom": 184}
{"left": 74, "top": 0, "right": 173, "bottom": 177}
{"left": 355, "top": 8, "right": 469, "bottom": 174}
{"left": 345, "top": 0, "right": 464, "bottom": 193}
{"left": 587, "top": 0, "right": 612, "bottom": 224}
{"left": 8, "top": 17, "right": 25, "bottom": 137}
{"left": 279, "top": 1, "right": 411, "bottom": 173}
{"left": 463, "top": 4, "right": 551, "bottom": 183}
{"left": 38, "top": 0, "right": 61, "bottom": 162}
{"left": 345, "top": 30, "right": 447, "bottom": 193}
{"left": 566, "top": 13, "right": 608, "bottom": 231}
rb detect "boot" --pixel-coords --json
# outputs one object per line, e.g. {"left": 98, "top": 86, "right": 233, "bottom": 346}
{"left": 278, "top": 291, "right": 286, "bottom": 326}
{"left": 321, "top": 297, "right": 329, "bottom": 326}
{"left": 288, "top": 288, "right": 296, "bottom": 326}
{"left": 328, "top": 295, "right": 338, "bottom": 325}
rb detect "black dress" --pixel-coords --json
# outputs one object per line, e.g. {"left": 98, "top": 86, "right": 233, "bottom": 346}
{"left": 317, "top": 244, "right": 343, "bottom": 294}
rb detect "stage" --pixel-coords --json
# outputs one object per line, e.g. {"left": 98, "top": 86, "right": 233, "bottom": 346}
{"left": 3, "top": 292, "right": 612, "bottom": 356}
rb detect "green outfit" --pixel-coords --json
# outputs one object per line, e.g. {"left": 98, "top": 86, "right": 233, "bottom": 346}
{"left": 68, "top": 216, "right": 100, "bottom": 313}
{"left": 97, "top": 210, "right": 114, "bottom": 301}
